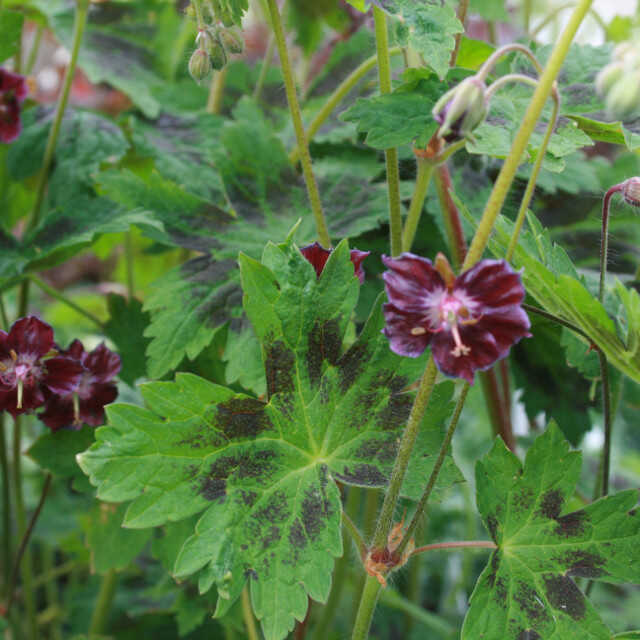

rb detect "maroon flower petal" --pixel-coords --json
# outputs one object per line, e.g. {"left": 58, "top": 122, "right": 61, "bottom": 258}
{"left": 39, "top": 394, "right": 75, "bottom": 431}
{"left": 350, "top": 249, "right": 371, "bottom": 284}
{"left": 79, "top": 383, "right": 118, "bottom": 426}
{"left": 300, "top": 242, "right": 331, "bottom": 278}
{"left": 0, "top": 69, "right": 28, "bottom": 144}
{"left": 84, "top": 343, "right": 121, "bottom": 383}
{"left": 7, "top": 316, "right": 54, "bottom": 358}
{"left": 382, "top": 303, "right": 433, "bottom": 358}
{"left": 43, "top": 356, "right": 84, "bottom": 395}
{"left": 64, "top": 339, "right": 86, "bottom": 361}
{"left": 382, "top": 254, "right": 446, "bottom": 313}
{"left": 0, "top": 69, "right": 28, "bottom": 101}
{"left": 0, "top": 384, "right": 46, "bottom": 417}
{"left": 454, "top": 259, "right": 525, "bottom": 308}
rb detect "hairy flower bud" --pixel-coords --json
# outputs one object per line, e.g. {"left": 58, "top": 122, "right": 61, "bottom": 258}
{"left": 603, "top": 70, "right": 640, "bottom": 121}
{"left": 219, "top": 27, "right": 244, "bottom": 55}
{"left": 432, "top": 76, "right": 487, "bottom": 142}
{"left": 595, "top": 61, "right": 624, "bottom": 98}
{"left": 622, "top": 176, "right": 640, "bottom": 207}
{"left": 207, "top": 31, "right": 228, "bottom": 70}
{"left": 188, "top": 48, "right": 212, "bottom": 82}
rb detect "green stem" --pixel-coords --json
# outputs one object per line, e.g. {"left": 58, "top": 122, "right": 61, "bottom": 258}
{"left": 0, "top": 296, "right": 8, "bottom": 330}
{"left": 266, "top": 0, "right": 330, "bottom": 248}
{"left": 449, "top": 0, "right": 470, "bottom": 68}
{"left": 599, "top": 184, "right": 623, "bottom": 302}
{"left": 0, "top": 415, "right": 11, "bottom": 597}
{"left": 192, "top": 0, "right": 205, "bottom": 27}
{"left": 379, "top": 588, "right": 454, "bottom": 637}
{"left": 434, "top": 164, "right": 467, "bottom": 270}
{"left": 506, "top": 92, "right": 560, "bottom": 262}
{"left": 7, "top": 474, "right": 52, "bottom": 613}
{"left": 25, "top": 0, "right": 89, "bottom": 234}
{"left": 11, "top": 417, "right": 37, "bottom": 640}
{"left": 402, "top": 159, "right": 434, "bottom": 253}
{"left": 524, "top": 0, "right": 532, "bottom": 33}
{"left": 397, "top": 384, "right": 470, "bottom": 555}
{"left": 42, "top": 549, "right": 63, "bottom": 640}
{"left": 411, "top": 540, "right": 496, "bottom": 555}
{"left": 351, "top": 576, "right": 382, "bottom": 640}
{"left": 254, "top": 33, "right": 276, "bottom": 101}
{"left": 484, "top": 72, "right": 540, "bottom": 100}
{"left": 342, "top": 511, "right": 365, "bottom": 559}
{"left": 288, "top": 47, "right": 403, "bottom": 164}
{"left": 596, "top": 349, "right": 612, "bottom": 497}
{"left": 476, "top": 43, "right": 544, "bottom": 82}
{"left": 32, "top": 560, "right": 77, "bottom": 590}
{"left": 28, "top": 275, "right": 104, "bottom": 329}
{"left": 125, "top": 231, "right": 135, "bottom": 299}
{"left": 88, "top": 569, "right": 118, "bottom": 636}
{"left": 241, "top": 585, "right": 260, "bottom": 640}
{"left": 25, "top": 25, "right": 44, "bottom": 75}
{"left": 207, "top": 66, "right": 228, "bottom": 114}
{"left": 373, "top": 6, "right": 402, "bottom": 257}
{"left": 463, "top": 0, "right": 593, "bottom": 271}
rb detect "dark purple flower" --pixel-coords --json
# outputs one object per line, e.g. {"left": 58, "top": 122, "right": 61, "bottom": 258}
{"left": 300, "top": 242, "right": 370, "bottom": 284}
{"left": 382, "top": 253, "right": 531, "bottom": 384}
{"left": 40, "top": 340, "right": 120, "bottom": 431}
{"left": 0, "top": 317, "right": 83, "bottom": 416}
{"left": 0, "top": 69, "right": 28, "bottom": 144}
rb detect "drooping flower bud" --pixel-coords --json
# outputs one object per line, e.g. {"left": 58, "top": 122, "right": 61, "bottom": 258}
{"left": 206, "top": 30, "right": 228, "bottom": 70}
{"left": 432, "top": 76, "right": 487, "bottom": 142}
{"left": 603, "top": 70, "right": 640, "bottom": 121}
{"left": 595, "top": 61, "right": 624, "bottom": 97}
{"left": 622, "top": 176, "right": 640, "bottom": 207}
{"left": 188, "top": 48, "right": 212, "bottom": 82}
{"left": 219, "top": 27, "right": 244, "bottom": 55}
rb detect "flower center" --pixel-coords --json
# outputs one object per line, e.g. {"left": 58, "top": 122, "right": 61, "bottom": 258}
{"left": 438, "top": 292, "right": 478, "bottom": 358}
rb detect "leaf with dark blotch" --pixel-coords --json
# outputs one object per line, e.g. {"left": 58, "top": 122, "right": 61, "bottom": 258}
{"left": 463, "top": 423, "right": 640, "bottom": 640}
{"left": 78, "top": 238, "right": 461, "bottom": 640}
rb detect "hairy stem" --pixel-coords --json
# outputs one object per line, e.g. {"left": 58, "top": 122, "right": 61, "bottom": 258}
{"left": 450, "top": 0, "right": 470, "bottom": 67}
{"left": 88, "top": 569, "right": 118, "bottom": 636}
{"left": 266, "top": 0, "right": 330, "bottom": 247}
{"left": 342, "top": 511, "right": 366, "bottom": 559}
{"left": 28, "top": 275, "right": 104, "bottom": 329}
{"left": 289, "top": 47, "right": 403, "bottom": 164}
{"left": 0, "top": 415, "right": 10, "bottom": 597}
{"left": 597, "top": 349, "right": 612, "bottom": 497}
{"left": 411, "top": 540, "right": 497, "bottom": 555}
{"left": 242, "top": 585, "right": 260, "bottom": 640}
{"left": 398, "top": 384, "right": 470, "bottom": 555}
{"left": 402, "top": 159, "right": 434, "bottom": 252}
{"left": 434, "top": 164, "right": 467, "bottom": 270}
{"left": 373, "top": 7, "right": 403, "bottom": 256}
{"left": 207, "top": 66, "right": 228, "bottom": 114}
{"left": 599, "top": 184, "right": 623, "bottom": 301}
{"left": 254, "top": 34, "right": 276, "bottom": 100}
{"left": 463, "top": 0, "right": 593, "bottom": 270}
{"left": 479, "top": 369, "right": 515, "bottom": 451}
{"left": 352, "top": 575, "right": 382, "bottom": 640}
{"left": 476, "top": 43, "right": 544, "bottom": 82}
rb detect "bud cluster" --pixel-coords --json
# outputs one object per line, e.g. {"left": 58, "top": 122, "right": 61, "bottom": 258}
{"left": 596, "top": 42, "right": 640, "bottom": 121}
{"left": 186, "top": 1, "right": 244, "bottom": 83}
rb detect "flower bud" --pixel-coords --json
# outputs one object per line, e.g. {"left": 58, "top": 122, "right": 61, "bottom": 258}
{"left": 184, "top": 3, "right": 196, "bottom": 18}
{"left": 219, "top": 27, "right": 244, "bottom": 55}
{"left": 595, "top": 61, "right": 624, "bottom": 98}
{"left": 432, "top": 76, "right": 487, "bottom": 142}
{"left": 622, "top": 176, "right": 640, "bottom": 207}
{"left": 188, "top": 48, "right": 212, "bottom": 82}
{"left": 207, "top": 32, "right": 227, "bottom": 70}
{"left": 603, "top": 69, "right": 640, "bottom": 121}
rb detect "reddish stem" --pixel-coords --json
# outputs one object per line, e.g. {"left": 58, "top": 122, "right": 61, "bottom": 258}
{"left": 599, "top": 183, "right": 624, "bottom": 302}
{"left": 434, "top": 164, "right": 467, "bottom": 271}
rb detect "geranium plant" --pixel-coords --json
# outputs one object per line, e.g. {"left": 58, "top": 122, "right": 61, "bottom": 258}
{"left": 0, "top": 0, "right": 639, "bottom": 639}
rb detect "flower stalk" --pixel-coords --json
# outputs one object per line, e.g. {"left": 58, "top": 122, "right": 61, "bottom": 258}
{"left": 402, "top": 158, "right": 435, "bottom": 252}
{"left": 265, "top": 0, "right": 331, "bottom": 248}
{"left": 88, "top": 569, "right": 118, "bottom": 636}
{"left": 599, "top": 183, "right": 624, "bottom": 301}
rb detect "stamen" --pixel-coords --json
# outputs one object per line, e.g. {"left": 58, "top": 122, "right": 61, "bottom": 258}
{"left": 450, "top": 324, "right": 470, "bottom": 358}
{"left": 73, "top": 393, "right": 81, "bottom": 426}
{"left": 9, "top": 349, "right": 17, "bottom": 362}
{"left": 17, "top": 379, "right": 23, "bottom": 409}
{"left": 0, "top": 362, "right": 7, "bottom": 372}
{"left": 410, "top": 327, "right": 427, "bottom": 336}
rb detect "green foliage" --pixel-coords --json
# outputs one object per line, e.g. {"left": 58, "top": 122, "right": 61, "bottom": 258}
{"left": 27, "top": 427, "right": 95, "bottom": 479}
{"left": 0, "top": 9, "right": 24, "bottom": 62}
{"left": 463, "top": 424, "right": 640, "bottom": 639}
{"left": 78, "top": 236, "right": 461, "bottom": 640}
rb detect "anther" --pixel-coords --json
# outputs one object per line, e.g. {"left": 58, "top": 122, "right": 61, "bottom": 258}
{"left": 410, "top": 327, "right": 427, "bottom": 336}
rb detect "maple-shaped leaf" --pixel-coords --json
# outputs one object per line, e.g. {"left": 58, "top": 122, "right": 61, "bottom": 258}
{"left": 463, "top": 423, "right": 640, "bottom": 640}
{"left": 77, "top": 237, "right": 461, "bottom": 640}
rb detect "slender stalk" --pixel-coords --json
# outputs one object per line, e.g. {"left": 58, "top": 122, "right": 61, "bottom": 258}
{"left": 25, "top": 0, "right": 90, "bottom": 233}
{"left": 0, "top": 415, "right": 10, "bottom": 597}
{"left": 0, "top": 297, "right": 8, "bottom": 331}
{"left": 25, "top": 25, "right": 44, "bottom": 75}
{"left": 32, "top": 560, "right": 77, "bottom": 589}
{"left": 125, "top": 232, "right": 135, "bottom": 299}
{"left": 522, "top": 303, "right": 591, "bottom": 341}
{"left": 352, "top": 575, "right": 382, "bottom": 640}
{"left": 7, "top": 474, "right": 52, "bottom": 613}
{"left": 411, "top": 540, "right": 496, "bottom": 555}
{"left": 342, "top": 511, "right": 366, "bottom": 559}
{"left": 449, "top": 0, "right": 470, "bottom": 68}
{"left": 485, "top": 72, "right": 540, "bottom": 99}
{"left": 288, "top": 47, "right": 404, "bottom": 164}
{"left": 479, "top": 370, "right": 515, "bottom": 451}
{"left": 463, "top": 0, "right": 593, "bottom": 271}
{"left": 373, "top": 7, "right": 402, "bottom": 257}
{"left": 11, "top": 417, "right": 37, "bottom": 640}
{"left": 599, "top": 184, "right": 624, "bottom": 302}
{"left": 254, "top": 34, "right": 276, "bottom": 100}
{"left": 88, "top": 569, "right": 118, "bottom": 636}
{"left": 506, "top": 93, "right": 560, "bottom": 262}
{"left": 192, "top": 0, "right": 205, "bottom": 27}
{"left": 523, "top": 0, "right": 532, "bottom": 33}
{"left": 476, "top": 43, "right": 544, "bottom": 82}
{"left": 42, "top": 550, "right": 62, "bottom": 640}
{"left": 207, "top": 66, "right": 228, "bottom": 114}
{"left": 402, "top": 159, "right": 434, "bottom": 253}
{"left": 266, "top": 0, "right": 330, "bottom": 248}
{"left": 434, "top": 164, "right": 467, "bottom": 270}
{"left": 530, "top": 2, "right": 607, "bottom": 39}
{"left": 241, "top": 585, "right": 260, "bottom": 640}
{"left": 372, "top": 359, "right": 439, "bottom": 550}
{"left": 28, "top": 275, "right": 104, "bottom": 329}
{"left": 363, "top": 489, "right": 378, "bottom": 541}
{"left": 597, "top": 349, "right": 612, "bottom": 497}
{"left": 379, "top": 588, "right": 455, "bottom": 637}
{"left": 398, "top": 384, "right": 470, "bottom": 555}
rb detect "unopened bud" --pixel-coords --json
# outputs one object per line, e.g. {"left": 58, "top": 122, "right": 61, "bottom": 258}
{"left": 219, "top": 27, "right": 244, "bottom": 55}
{"left": 188, "top": 48, "right": 212, "bottom": 82}
{"left": 595, "top": 61, "right": 624, "bottom": 98}
{"left": 185, "top": 3, "right": 196, "bottom": 18}
{"left": 207, "top": 32, "right": 227, "bottom": 70}
{"left": 622, "top": 176, "right": 640, "bottom": 207}
{"left": 432, "top": 76, "right": 487, "bottom": 142}
{"left": 603, "top": 70, "right": 640, "bottom": 121}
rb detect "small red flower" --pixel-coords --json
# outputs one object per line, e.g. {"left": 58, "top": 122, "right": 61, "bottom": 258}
{"left": 0, "top": 68, "right": 28, "bottom": 144}
{"left": 0, "top": 317, "right": 83, "bottom": 416}
{"left": 40, "top": 340, "right": 121, "bottom": 431}
{"left": 300, "top": 242, "right": 370, "bottom": 283}
{"left": 382, "top": 253, "right": 531, "bottom": 384}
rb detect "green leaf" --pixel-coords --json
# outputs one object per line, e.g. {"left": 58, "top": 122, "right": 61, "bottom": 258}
{"left": 0, "top": 9, "right": 24, "bottom": 62}
{"left": 104, "top": 295, "right": 151, "bottom": 386}
{"left": 463, "top": 423, "right": 640, "bottom": 640}
{"left": 344, "top": 0, "right": 367, "bottom": 11}
{"left": 83, "top": 503, "right": 152, "bottom": 574}
{"left": 27, "top": 427, "right": 95, "bottom": 479}
{"left": 456, "top": 37, "right": 494, "bottom": 70}
{"left": 469, "top": 0, "right": 507, "bottom": 21}
{"left": 78, "top": 237, "right": 461, "bottom": 640}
